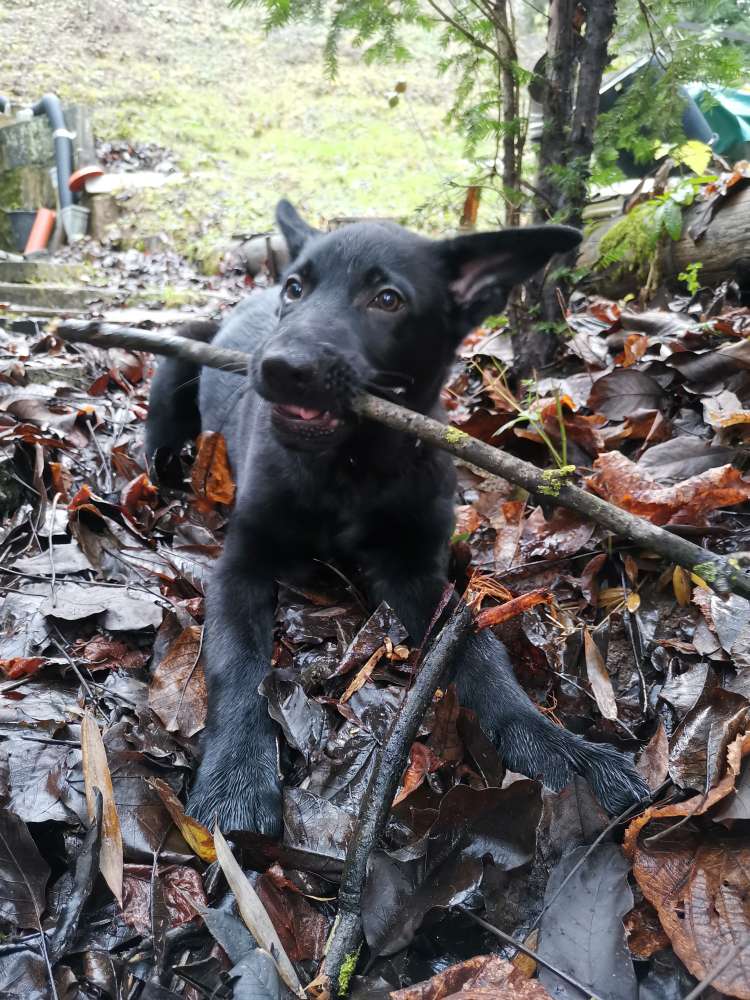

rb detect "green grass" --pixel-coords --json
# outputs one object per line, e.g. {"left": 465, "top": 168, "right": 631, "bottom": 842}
{"left": 1, "top": 2, "right": 475, "bottom": 263}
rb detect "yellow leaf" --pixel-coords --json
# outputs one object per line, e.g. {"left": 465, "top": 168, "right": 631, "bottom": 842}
{"left": 81, "top": 711, "right": 123, "bottom": 905}
{"left": 512, "top": 928, "right": 538, "bottom": 978}
{"left": 673, "top": 565, "right": 692, "bottom": 607}
{"left": 675, "top": 140, "right": 712, "bottom": 174}
{"left": 626, "top": 591, "right": 641, "bottom": 612}
{"left": 147, "top": 778, "right": 216, "bottom": 863}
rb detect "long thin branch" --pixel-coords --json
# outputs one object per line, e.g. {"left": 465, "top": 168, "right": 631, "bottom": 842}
{"left": 54, "top": 320, "right": 750, "bottom": 600}
{"left": 321, "top": 604, "right": 474, "bottom": 996}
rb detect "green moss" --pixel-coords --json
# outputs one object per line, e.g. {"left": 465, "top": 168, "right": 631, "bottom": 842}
{"left": 445, "top": 426, "right": 469, "bottom": 445}
{"left": 692, "top": 561, "right": 719, "bottom": 583}
{"left": 538, "top": 464, "right": 576, "bottom": 497}
{"left": 338, "top": 948, "right": 361, "bottom": 996}
{"left": 595, "top": 202, "right": 660, "bottom": 282}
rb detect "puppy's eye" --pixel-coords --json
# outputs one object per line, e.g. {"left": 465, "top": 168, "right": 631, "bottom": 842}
{"left": 370, "top": 288, "right": 404, "bottom": 313}
{"left": 284, "top": 276, "right": 304, "bottom": 301}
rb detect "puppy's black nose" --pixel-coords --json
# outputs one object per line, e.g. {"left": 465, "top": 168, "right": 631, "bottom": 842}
{"left": 261, "top": 354, "right": 316, "bottom": 396}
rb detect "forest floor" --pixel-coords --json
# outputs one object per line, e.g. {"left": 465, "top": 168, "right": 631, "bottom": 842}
{"left": 1, "top": 231, "right": 750, "bottom": 996}
{"left": 1, "top": 3, "right": 750, "bottom": 997}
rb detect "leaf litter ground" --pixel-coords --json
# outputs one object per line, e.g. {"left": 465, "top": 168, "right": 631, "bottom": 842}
{"left": 1, "top": 267, "right": 750, "bottom": 999}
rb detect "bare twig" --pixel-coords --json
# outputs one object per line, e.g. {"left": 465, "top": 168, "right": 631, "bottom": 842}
{"left": 54, "top": 320, "right": 750, "bottom": 600}
{"left": 457, "top": 906, "right": 605, "bottom": 1000}
{"left": 319, "top": 603, "right": 474, "bottom": 996}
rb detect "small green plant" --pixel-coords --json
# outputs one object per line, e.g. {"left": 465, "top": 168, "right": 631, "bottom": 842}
{"left": 485, "top": 366, "right": 569, "bottom": 469}
{"left": 678, "top": 261, "right": 703, "bottom": 295}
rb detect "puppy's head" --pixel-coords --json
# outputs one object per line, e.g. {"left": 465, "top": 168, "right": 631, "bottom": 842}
{"left": 254, "top": 199, "right": 581, "bottom": 450}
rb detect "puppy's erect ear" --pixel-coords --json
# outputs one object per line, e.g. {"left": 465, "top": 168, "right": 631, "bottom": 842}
{"left": 439, "top": 225, "right": 582, "bottom": 332}
{"left": 275, "top": 199, "right": 319, "bottom": 259}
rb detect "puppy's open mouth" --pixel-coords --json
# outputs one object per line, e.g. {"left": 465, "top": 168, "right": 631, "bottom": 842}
{"left": 271, "top": 403, "right": 342, "bottom": 437}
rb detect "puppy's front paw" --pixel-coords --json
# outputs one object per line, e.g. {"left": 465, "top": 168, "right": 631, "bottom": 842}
{"left": 187, "top": 750, "right": 283, "bottom": 837}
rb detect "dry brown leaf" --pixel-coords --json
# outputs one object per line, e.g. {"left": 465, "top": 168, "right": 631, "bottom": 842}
{"left": 191, "top": 430, "right": 236, "bottom": 505}
{"left": 586, "top": 452, "right": 750, "bottom": 525}
{"left": 583, "top": 628, "right": 618, "bottom": 721}
{"left": 147, "top": 778, "right": 216, "bottom": 863}
{"left": 637, "top": 721, "right": 669, "bottom": 790}
{"left": 624, "top": 899, "right": 671, "bottom": 959}
{"left": 389, "top": 954, "right": 553, "bottom": 1000}
{"left": 633, "top": 834, "right": 750, "bottom": 997}
{"left": 81, "top": 711, "right": 123, "bottom": 906}
{"left": 148, "top": 625, "right": 207, "bottom": 738}
{"left": 394, "top": 742, "right": 443, "bottom": 806}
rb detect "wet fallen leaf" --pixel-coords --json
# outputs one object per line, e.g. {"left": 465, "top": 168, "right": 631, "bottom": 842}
{"left": 213, "top": 825, "right": 304, "bottom": 997}
{"left": 81, "top": 711, "right": 123, "bottom": 905}
{"left": 191, "top": 431, "right": 236, "bottom": 505}
{"left": 583, "top": 628, "right": 618, "bottom": 721}
{"left": 393, "top": 741, "right": 443, "bottom": 806}
{"left": 538, "top": 843, "right": 637, "bottom": 1000}
{"left": 586, "top": 452, "right": 750, "bottom": 525}
{"left": 148, "top": 777, "right": 216, "bottom": 863}
{"left": 122, "top": 864, "right": 207, "bottom": 935}
{"left": 668, "top": 678, "right": 748, "bottom": 792}
{"left": 588, "top": 369, "right": 664, "bottom": 419}
{"left": 389, "top": 954, "right": 553, "bottom": 999}
{"left": 0, "top": 806, "right": 50, "bottom": 927}
{"left": 148, "top": 625, "right": 207, "bottom": 738}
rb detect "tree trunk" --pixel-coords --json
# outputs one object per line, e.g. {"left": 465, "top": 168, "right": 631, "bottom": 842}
{"left": 520, "top": 0, "right": 617, "bottom": 368}
{"left": 567, "top": 0, "right": 617, "bottom": 229}
{"left": 493, "top": 0, "right": 522, "bottom": 226}
{"left": 534, "top": 0, "right": 578, "bottom": 223}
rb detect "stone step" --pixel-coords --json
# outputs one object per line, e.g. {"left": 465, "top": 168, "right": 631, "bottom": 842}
{"left": 0, "top": 260, "right": 85, "bottom": 284}
{"left": 0, "top": 281, "right": 118, "bottom": 311}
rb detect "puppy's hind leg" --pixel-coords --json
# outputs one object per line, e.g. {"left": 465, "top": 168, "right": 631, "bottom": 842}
{"left": 456, "top": 631, "right": 650, "bottom": 815}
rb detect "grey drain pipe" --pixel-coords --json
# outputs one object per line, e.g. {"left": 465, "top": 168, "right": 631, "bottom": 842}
{"left": 31, "top": 93, "right": 74, "bottom": 210}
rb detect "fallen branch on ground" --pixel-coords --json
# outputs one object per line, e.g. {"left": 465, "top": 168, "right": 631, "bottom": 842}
{"left": 313, "top": 603, "right": 474, "bottom": 998}
{"left": 55, "top": 319, "right": 750, "bottom": 600}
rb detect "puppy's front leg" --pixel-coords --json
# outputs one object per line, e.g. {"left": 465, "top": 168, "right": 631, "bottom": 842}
{"left": 187, "top": 535, "right": 281, "bottom": 836}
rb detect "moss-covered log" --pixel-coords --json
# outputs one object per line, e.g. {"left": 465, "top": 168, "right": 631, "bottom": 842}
{"left": 580, "top": 184, "right": 750, "bottom": 296}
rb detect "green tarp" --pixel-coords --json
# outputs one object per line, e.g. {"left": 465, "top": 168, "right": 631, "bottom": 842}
{"left": 687, "top": 84, "right": 750, "bottom": 161}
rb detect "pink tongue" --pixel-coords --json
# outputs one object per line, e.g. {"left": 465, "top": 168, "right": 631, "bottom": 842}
{"left": 285, "top": 404, "right": 323, "bottom": 420}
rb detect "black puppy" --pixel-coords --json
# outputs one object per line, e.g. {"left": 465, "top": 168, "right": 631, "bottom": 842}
{"left": 146, "top": 201, "right": 648, "bottom": 835}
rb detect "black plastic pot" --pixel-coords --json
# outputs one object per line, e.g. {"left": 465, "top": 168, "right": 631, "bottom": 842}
{"left": 5, "top": 210, "right": 37, "bottom": 251}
